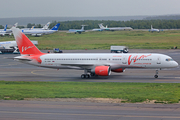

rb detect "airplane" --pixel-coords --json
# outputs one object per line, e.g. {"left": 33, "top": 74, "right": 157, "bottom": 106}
{"left": 0, "top": 23, "right": 19, "bottom": 36}
{"left": 0, "top": 25, "right": 12, "bottom": 36}
{"left": 96, "top": 23, "right": 133, "bottom": 31}
{"left": 68, "top": 25, "right": 87, "bottom": 34}
{"left": 30, "top": 22, "right": 51, "bottom": 30}
{"left": 11, "top": 27, "right": 178, "bottom": 79}
{"left": 0, "top": 40, "right": 38, "bottom": 53}
{"left": 149, "top": 25, "right": 161, "bottom": 32}
{"left": 21, "top": 23, "right": 60, "bottom": 36}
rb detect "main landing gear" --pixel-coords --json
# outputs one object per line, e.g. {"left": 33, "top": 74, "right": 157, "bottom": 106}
{"left": 81, "top": 74, "right": 91, "bottom": 79}
{"left": 81, "top": 69, "right": 89, "bottom": 79}
{"left": 81, "top": 69, "right": 95, "bottom": 79}
{"left": 154, "top": 69, "right": 159, "bottom": 78}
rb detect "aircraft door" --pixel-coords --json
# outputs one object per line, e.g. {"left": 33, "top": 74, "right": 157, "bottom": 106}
{"left": 157, "top": 57, "right": 161, "bottom": 64}
{"left": 122, "top": 56, "right": 127, "bottom": 64}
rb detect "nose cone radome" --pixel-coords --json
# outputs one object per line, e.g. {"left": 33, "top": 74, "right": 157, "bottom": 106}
{"left": 173, "top": 61, "right": 179, "bottom": 68}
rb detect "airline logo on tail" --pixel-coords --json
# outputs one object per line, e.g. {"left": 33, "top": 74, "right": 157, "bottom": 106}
{"left": 22, "top": 46, "right": 34, "bottom": 52}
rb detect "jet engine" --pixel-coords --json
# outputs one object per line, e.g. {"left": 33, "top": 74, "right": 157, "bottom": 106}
{"left": 31, "top": 34, "right": 42, "bottom": 37}
{"left": 91, "top": 66, "right": 111, "bottom": 76}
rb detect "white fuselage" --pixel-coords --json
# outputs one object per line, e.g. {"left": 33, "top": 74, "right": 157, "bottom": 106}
{"left": 150, "top": 28, "right": 160, "bottom": 32}
{"left": 106, "top": 27, "right": 133, "bottom": 31}
{"left": 15, "top": 53, "right": 178, "bottom": 70}
{"left": 0, "top": 41, "right": 38, "bottom": 49}
{"left": 21, "top": 29, "right": 58, "bottom": 36}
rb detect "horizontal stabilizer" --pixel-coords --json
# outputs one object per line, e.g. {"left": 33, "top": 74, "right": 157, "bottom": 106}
{"left": 14, "top": 57, "right": 32, "bottom": 61}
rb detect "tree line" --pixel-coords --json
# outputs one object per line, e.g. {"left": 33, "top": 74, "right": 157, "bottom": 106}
{"left": 49, "top": 20, "right": 180, "bottom": 30}
{"left": 1, "top": 19, "right": 180, "bottom": 30}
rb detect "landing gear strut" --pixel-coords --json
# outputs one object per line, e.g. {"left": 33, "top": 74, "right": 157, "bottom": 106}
{"left": 154, "top": 70, "right": 159, "bottom": 78}
{"left": 81, "top": 69, "right": 91, "bottom": 79}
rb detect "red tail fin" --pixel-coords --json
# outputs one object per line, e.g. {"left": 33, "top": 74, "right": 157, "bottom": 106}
{"left": 12, "top": 27, "right": 42, "bottom": 55}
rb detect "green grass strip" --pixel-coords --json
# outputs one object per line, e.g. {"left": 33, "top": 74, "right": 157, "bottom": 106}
{"left": 1, "top": 30, "right": 180, "bottom": 49}
{"left": 0, "top": 81, "right": 180, "bottom": 103}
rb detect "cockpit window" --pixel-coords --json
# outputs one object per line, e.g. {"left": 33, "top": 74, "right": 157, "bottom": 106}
{"left": 166, "top": 58, "right": 174, "bottom": 61}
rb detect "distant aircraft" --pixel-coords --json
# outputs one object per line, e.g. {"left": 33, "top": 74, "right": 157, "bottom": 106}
{"left": 149, "top": 25, "right": 160, "bottom": 32}
{"left": 0, "top": 40, "right": 38, "bottom": 53}
{"left": 95, "top": 23, "right": 133, "bottom": 31}
{"left": 11, "top": 27, "right": 178, "bottom": 79}
{"left": 68, "top": 25, "right": 87, "bottom": 34}
{"left": 0, "top": 23, "right": 19, "bottom": 36}
{"left": 30, "top": 22, "right": 51, "bottom": 30}
{"left": 21, "top": 23, "right": 60, "bottom": 36}
{"left": 0, "top": 25, "right": 12, "bottom": 36}
{"left": 42, "top": 22, "right": 51, "bottom": 30}
{"left": 13, "top": 23, "right": 18, "bottom": 28}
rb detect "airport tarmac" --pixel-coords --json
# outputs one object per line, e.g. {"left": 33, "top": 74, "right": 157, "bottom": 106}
{"left": 0, "top": 49, "right": 180, "bottom": 120}
{"left": 0, "top": 100, "right": 180, "bottom": 120}
{"left": 0, "top": 49, "right": 180, "bottom": 83}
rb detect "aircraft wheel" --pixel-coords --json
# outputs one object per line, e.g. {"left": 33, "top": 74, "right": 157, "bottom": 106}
{"left": 81, "top": 74, "right": 86, "bottom": 79}
{"left": 87, "top": 74, "right": 91, "bottom": 78}
{"left": 81, "top": 74, "right": 91, "bottom": 79}
{"left": 154, "top": 75, "right": 158, "bottom": 78}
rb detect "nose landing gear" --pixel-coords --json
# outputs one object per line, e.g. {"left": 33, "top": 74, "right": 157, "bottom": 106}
{"left": 154, "top": 69, "right": 159, "bottom": 78}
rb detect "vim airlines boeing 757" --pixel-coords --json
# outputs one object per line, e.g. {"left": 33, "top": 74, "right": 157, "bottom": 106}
{"left": 11, "top": 27, "right": 178, "bottom": 79}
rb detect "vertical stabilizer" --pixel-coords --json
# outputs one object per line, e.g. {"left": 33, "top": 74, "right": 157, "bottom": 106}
{"left": 13, "top": 23, "right": 18, "bottom": 28}
{"left": 51, "top": 23, "right": 60, "bottom": 30}
{"left": 151, "top": 25, "right": 153, "bottom": 29}
{"left": 81, "top": 25, "right": 87, "bottom": 30}
{"left": 98, "top": 23, "right": 106, "bottom": 29}
{"left": 4, "top": 25, "right": 7, "bottom": 31}
{"left": 42, "top": 22, "right": 50, "bottom": 30}
{"left": 11, "top": 27, "right": 43, "bottom": 55}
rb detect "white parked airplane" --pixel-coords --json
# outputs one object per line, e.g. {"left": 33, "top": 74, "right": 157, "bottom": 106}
{"left": 0, "top": 41, "right": 38, "bottom": 49}
{"left": 96, "top": 23, "right": 133, "bottom": 31}
{"left": 21, "top": 23, "right": 60, "bottom": 36}
{"left": 30, "top": 22, "right": 51, "bottom": 30}
{"left": 68, "top": 25, "right": 87, "bottom": 34}
{"left": 11, "top": 27, "right": 178, "bottom": 79}
{"left": 149, "top": 25, "right": 160, "bottom": 32}
{"left": 0, "top": 25, "right": 12, "bottom": 36}
{"left": 0, "top": 40, "right": 38, "bottom": 53}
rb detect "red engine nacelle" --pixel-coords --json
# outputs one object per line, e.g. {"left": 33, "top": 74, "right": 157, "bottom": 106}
{"left": 91, "top": 66, "right": 111, "bottom": 76}
{"left": 111, "top": 68, "right": 125, "bottom": 73}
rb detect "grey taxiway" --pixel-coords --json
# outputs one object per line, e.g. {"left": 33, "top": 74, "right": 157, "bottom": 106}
{"left": 0, "top": 49, "right": 180, "bottom": 120}
{"left": 0, "top": 49, "right": 180, "bottom": 83}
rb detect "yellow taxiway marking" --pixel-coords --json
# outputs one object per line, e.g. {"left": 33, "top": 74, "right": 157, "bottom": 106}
{"left": 31, "top": 69, "right": 50, "bottom": 75}
{"left": 0, "top": 111, "right": 180, "bottom": 119}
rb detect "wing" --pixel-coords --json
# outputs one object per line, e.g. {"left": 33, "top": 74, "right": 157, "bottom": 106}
{"left": 61, "top": 63, "right": 111, "bottom": 70}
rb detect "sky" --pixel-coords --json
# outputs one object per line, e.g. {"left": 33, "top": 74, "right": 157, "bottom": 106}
{"left": 0, "top": 0, "right": 180, "bottom": 18}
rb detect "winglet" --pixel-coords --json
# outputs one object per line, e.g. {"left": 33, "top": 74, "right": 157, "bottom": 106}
{"left": 51, "top": 23, "right": 60, "bottom": 30}
{"left": 11, "top": 27, "right": 43, "bottom": 55}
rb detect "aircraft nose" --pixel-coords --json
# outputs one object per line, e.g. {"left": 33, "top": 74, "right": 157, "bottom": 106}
{"left": 173, "top": 61, "right": 179, "bottom": 67}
